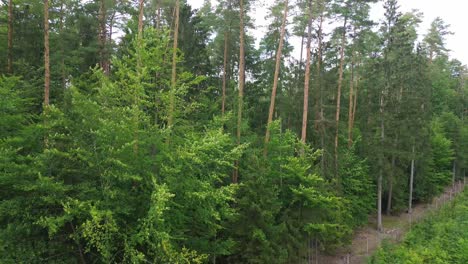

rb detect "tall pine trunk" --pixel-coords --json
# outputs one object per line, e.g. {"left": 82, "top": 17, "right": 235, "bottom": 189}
{"left": 221, "top": 0, "right": 232, "bottom": 117}
{"left": 408, "top": 145, "right": 415, "bottom": 214}
{"left": 386, "top": 154, "right": 396, "bottom": 215}
{"left": 377, "top": 90, "right": 385, "bottom": 232}
{"left": 233, "top": 0, "right": 246, "bottom": 183}
{"left": 7, "top": 0, "right": 13, "bottom": 74}
{"left": 59, "top": 0, "right": 66, "bottom": 89}
{"left": 138, "top": 0, "right": 144, "bottom": 38}
{"left": 314, "top": 12, "right": 324, "bottom": 132}
{"left": 315, "top": 9, "right": 325, "bottom": 173}
{"left": 44, "top": 0, "right": 50, "bottom": 106}
{"left": 99, "top": 0, "right": 109, "bottom": 75}
{"left": 334, "top": 18, "right": 347, "bottom": 176}
{"left": 168, "top": 0, "right": 180, "bottom": 128}
{"left": 347, "top": 45, "right": 356, "bottom": 147}
{"left": 301, "top": 0, "right": 313, "bottom": 144}
{"left": 133, "top": 0, "right": 144, "bottom": 154}
{"left": 156, "top": 0, "right": 161, "bottom": 29}
{"left": 222, "top": 31, "right": 228, "bottom": 115}
{"left": 351, "top": 56, "right": 360, "bottom": 135}
{"left": 264, "top": 0, "right": 289, "bottom": 156}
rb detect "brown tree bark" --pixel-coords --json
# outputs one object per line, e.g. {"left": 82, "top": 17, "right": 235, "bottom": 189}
{"left": 138, "top": 0, "right": 144, "bottom": 39}
{"left": 301, "top": 0, "right": 313, "bottom": 145}
{"left": 264, "top": 0, "right": 289, "bottom": 156}
{"left": 59, "top": 0, "right": 66, "bottom": 89}
{"left": 222, "top": 31, "right": 229, "bottom": 115}
{"left": 386, "top": 154, "right": 396, "bottom": 215}
{"left": 408, "top": 145, "right": 415, "bottom": 214}
{"left": 377, "top": 88, "right": 385, "bottom": 232}
{"left": 221, "top": 0, "right": 232, "bottom": 116}
{"left": 168, "top": 0, "right": 180, "bottom": 128}
{"left": 44, "top": 0, "right": 50, "bottom": 106}
{"left": 233, "top": 0, "right": 246, "bottom": 183}
{"left": 156, "top": 0, "right": 161, "bottom": 29}
{"left": 347, "top": 46, "right": 356, "bottom": 147}
{"left": 7, "top": 0, "right": 13, "bottom": 74}
{"left": 314, "top": 11, "right": 324, "bottom": 132}
{"left": 99, "top": 0, "right": 109, "bottom": 75}
{"left": 351, "top": 56, "right": 360, "bottom": 135}
{"left": 334, "top": 18, "right": 347, "bottom": 175}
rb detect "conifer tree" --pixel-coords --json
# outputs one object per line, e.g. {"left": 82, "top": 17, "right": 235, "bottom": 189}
{"left": 264, "top": 0, "right": 289, "bottom": 156}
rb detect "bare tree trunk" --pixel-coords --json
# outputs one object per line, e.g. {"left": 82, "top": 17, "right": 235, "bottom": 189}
{"left": 351, "top": 56, "right": 360, "bottom": 133}
{"left": 133, "top": 0, "right": 145, "bottom": 154}
{"left": 44, "top": 0, "right": 50, "bottom": 106}
{"left": 108, "top": 7, "right": 116, "bottom": 75}
{"left": 386, "top": 154, "right": 396, "bottom": 215}
{"left": 347, "top": 45, "right": 356, "bottom": 147}
{"left": 408, "top": 145, "right": 415, "bottom": 214}
{"left": 301, "top": 0, "right": 313, "bottom": 145}
{"left": 168, "top": 0, "right": 180, "bottom": 128}
{"left": 334, "top": 18, "right": 347, "bottom": 176}
{"left": 59, "top": 0, "right": 66, "bottom": 89}
{"left": 99, "top": 0, "right": 108, "bottom": 75}
{"left": 315, "top": 9, "right": 325, "bottom": 174}
{"left": 233, "top": 0, "right": 246, "bottom": 183}
{"left": 156, "top": 0, "right": 161, "bottom": 29}
{"left": 452, "top": 161, "right": 456, "bottom": 189}
{"left": 222, "top": 27, "right": 230, "bottom": 115}
{"left": 138, "top": 0, "right": 144, "bottom": 39}
{"left": 264, "top": 0, "right": 289, "bottom": 156}
{"left": 314, "top": 11, "right": 324, "bottom": 132}
{"left": 7, "top": 0, "right": 13, "bottom": 74}
{"left": 299, "top": 35, "right": 304, "bottom": 69}
{"left": 377, "top": 90, "right": 385, "bottom": 232}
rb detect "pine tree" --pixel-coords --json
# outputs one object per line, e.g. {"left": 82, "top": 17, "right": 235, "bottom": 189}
{"left": 264, "top": 0, "right": 289, "bottom": 156}
{"left": 44, "top": 0, "right": 50, "bottom": 106}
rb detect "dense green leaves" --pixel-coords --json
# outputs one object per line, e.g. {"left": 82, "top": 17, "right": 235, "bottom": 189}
{"left": 0, "top": 0, "right": 466, "bottom": 262}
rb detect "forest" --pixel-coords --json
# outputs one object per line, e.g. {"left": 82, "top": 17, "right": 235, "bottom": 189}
{"left": 0, "top": 0, "right": 466, "bottom": 263}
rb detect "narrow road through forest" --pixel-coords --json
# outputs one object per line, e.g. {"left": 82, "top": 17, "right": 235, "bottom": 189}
{"left": 313, "top": 179, "right": 467, "bottom": 264}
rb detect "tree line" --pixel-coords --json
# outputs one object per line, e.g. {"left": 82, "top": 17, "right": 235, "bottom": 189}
{"left": 0, "top": 0, "right": 466, "bottom": 262}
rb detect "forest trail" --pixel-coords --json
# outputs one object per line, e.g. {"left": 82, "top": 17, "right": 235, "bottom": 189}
{"left": 316, "top": 179, "right": 467, "bottom": 264}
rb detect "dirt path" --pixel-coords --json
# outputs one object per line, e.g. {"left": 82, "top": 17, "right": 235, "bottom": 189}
{"left": 313, "top": 179, "right": 466, "bottom": 264}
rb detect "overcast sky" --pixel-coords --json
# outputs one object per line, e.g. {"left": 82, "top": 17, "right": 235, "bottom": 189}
{"left": 187, "top": 0, "right": 468, "bottom": 65}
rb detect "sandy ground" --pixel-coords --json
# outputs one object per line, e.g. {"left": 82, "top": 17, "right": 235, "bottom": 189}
{"left": 309, "top": 179, "right": 466, "bottom": 264}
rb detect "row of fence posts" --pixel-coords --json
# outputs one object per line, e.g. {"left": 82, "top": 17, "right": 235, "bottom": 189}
{"left": 307, "top": 177, "right": 466, "bottom": 264}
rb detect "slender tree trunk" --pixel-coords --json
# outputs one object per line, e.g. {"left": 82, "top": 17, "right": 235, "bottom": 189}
{"left": 133, "top": 0, "right": 145, "bottom": 154}
{"left": 408, "top": 145, "right": 415, "bottom": 214}
{"left": 314, "top": 12, "right": 324, "bottom": 132}
{"left": 99, "top": 0, "right": 108, "bottom": 75}
{"left": 233, "top": 0, "right": 246, "bottom": 183}
{"left": 377, "top": 90, "right": 385, "bottom": 232}
{"left": 59, "top": 0, "right": 66, "bottom": 89}
{"left": 264, "top": 0, "right": 289, "bottom": 156}
{"left": 452, "top": 161, "right": 456, "bottom": 189}
{"left": 386, "top": 154, "right": 396, "bottom": 215}
{"left": 351, "top": 56, "right": 360, "bottom": 132}
{"left": 7, "top": 0, "right": 13, "bottom": 74}
{"left": 222, "top": 29, "right": 229, "bottom": 115}
{"left": 168, "top": 0, "right": 180, "bottom": 128}
{"left": 334, "top": 18, "right": 347, "bottom": 176}
{"left": 299, "top": 35, "right": 304, "bottom": 69}
{"left": 108, "top": 8, "right": 116, "bottom": 75}
{"left": 156, "top": 0, "right": 161, "bottom": 29}
{"left": 44, "top": 0, "right": 50, "bottom": 106}
{"left": 347, "top": 45, "right": 356, "bottom": 147}
{"left": 301, "top": 0, "right": 313, "bottom": 145}
{"left": 315, "top": 10, "right": 325, "bottom": 173}
{"left": 138, "top": 0, "right": 144, "bottom": 39}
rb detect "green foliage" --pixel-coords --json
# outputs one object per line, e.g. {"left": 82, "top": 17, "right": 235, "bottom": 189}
{"left": 0, "top": 0, "right": 466, "bottom": 262}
